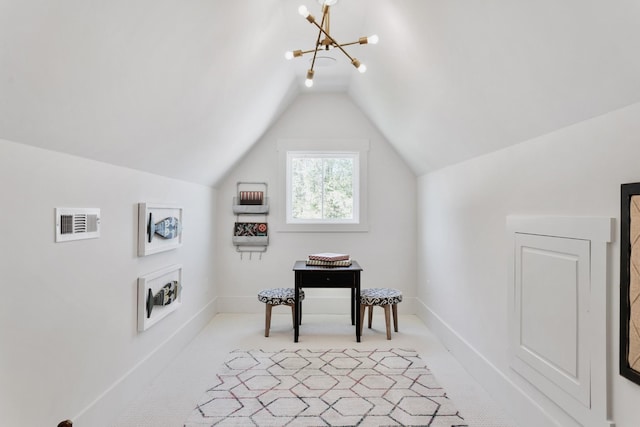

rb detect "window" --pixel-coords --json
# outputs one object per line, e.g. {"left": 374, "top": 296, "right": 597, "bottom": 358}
{"left": 278, "top": 139, "right": 369, "bottom": 232}
{"left": 287, "top": 152, "right": 359, "bottom": 224}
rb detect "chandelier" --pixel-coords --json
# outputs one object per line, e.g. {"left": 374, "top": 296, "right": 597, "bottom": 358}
{"left": 285, "top": 0, "right": 378, "bottom": 88}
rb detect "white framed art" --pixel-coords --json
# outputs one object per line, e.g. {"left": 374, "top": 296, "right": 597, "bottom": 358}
{"left": 137, "top": 264, "right": 182, "bottom": 332}
{"left": 137, "top": 202, "right": 183, "bottom": 256}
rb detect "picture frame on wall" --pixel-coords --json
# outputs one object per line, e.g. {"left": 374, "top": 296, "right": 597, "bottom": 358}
{"left": 137, "top": 264, "right": 182, "bottom": 332}
{"left": 138, "top": 202, "right": 183, "bottom": 256}
{"left": 620, "top": 183, "right": 640, "bottom": 386}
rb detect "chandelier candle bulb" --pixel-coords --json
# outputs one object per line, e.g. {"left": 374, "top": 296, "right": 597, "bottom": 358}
{"left": 299, "top": 5, "right": 315, "bottom": 23}
{"left": 359, "top": 35, "right": 379, "bottom": 45}
{"left": 285, "top": 50, "right": 303, "bottom": 60}
{"left": 305, "top": 69, "right": 314, "bottom": 87}
{"left": 351, "top": 58, "right": 366, "bottom": 73}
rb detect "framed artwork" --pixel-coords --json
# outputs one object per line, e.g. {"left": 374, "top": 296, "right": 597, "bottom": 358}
{"left": 621, "top": 183, "right": 640, "bottom": 385}
{"left": 137, "top": 264, "right": 182, "bottom": 332}
{"left": 138, "top": 202, "right": 183, "bottom": 256}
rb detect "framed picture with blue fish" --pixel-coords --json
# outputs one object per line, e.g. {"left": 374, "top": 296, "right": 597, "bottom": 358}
{"left": 137, "top": 202, "right": 183, "bottom": 256}
{"left": 137, "top": 264, "right": 182, "bottom": 331}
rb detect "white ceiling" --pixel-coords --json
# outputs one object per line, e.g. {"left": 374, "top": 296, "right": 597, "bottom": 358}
{"left": 1, "top": 0, "right": 639, "bottom": 186}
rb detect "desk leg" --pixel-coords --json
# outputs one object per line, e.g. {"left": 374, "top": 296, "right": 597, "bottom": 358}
{"left": 351, "top": 286, "right": 355, "bottom": 325}
{"left": 294, "top": 285, "right": 299, "bottom": 343}
{"left": 355, "top": 280, "right": 361, "bottom": 342}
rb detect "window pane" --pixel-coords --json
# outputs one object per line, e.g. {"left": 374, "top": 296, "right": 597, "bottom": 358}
{"left": 323, "top": 157, "right": 353, "bottom": 219}
{"left": 291, "top": 157, "right": 323, "bottom": 219}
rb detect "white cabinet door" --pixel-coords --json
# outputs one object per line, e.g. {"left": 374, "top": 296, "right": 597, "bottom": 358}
{"left": 512, "top": 232, "right": 590, "bottom": 407}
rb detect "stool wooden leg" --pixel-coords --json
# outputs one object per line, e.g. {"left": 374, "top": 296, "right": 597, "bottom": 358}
{"left": 384, "top": 305, "right": 391, "bottom": 340}
{"left": 289, "top": 304, "right": 295, "bottom": 328}
{"left": 265, "top": 304, "right": 273, "bottom": 337}
{"left": 368, "top": 305, "right": 373, "bottom": 329}
{"left": 359, "top": 303, "right": 366, "bottom": 335}
{"left": 392, "top": 303, "right": 399, "bottom": 332}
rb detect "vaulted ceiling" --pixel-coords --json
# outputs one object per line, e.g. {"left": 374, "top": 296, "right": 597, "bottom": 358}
{"left": 1, "top": 0, "right": 639, "bottom": 186}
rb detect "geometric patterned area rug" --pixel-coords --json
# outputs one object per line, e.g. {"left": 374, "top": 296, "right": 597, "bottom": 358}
{"left": 184, "top": 348, "right": 468, "bottom": 426}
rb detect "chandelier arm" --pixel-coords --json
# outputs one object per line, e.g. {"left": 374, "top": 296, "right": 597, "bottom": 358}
{"left": 309, "top": 6, "right": 329, "bottom": 72}
{"left": 297, "top": 48, "right": 322, "bottom": 56}
{"left": 331, "top": 40, "right": 362, "bottom": 48}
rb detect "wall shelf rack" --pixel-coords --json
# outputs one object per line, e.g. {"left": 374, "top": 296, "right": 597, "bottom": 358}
{"left": 232, "top": 181, "right": 269, "bottom": 259}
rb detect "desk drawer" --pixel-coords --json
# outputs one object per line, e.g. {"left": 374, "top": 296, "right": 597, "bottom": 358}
{"left": 300, "top": 271, "right": 354, "bottom": 286}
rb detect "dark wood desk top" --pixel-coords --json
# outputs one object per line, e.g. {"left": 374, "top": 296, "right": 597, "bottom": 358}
{"left": 293, "top": 260, "right": 362, "bottom": 271}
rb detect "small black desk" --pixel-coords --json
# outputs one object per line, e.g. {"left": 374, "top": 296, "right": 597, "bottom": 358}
{"left": 292, "top": 260, "right": 363, "bottom": 343}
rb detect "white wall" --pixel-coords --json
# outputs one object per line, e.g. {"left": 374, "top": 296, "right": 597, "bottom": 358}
{"left": 0, "top": 139, "right": 218, "bottom": 427}
{"left": 416, "top": 101, "right": 640, "bottom": 427}
{"left": 215, "top": 93, "right": 417, "bottom": 316}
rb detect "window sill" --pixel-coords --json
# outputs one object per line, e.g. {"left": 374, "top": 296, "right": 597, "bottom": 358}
{"left": 277, "top": 223, "right": 369, "bottom": 233}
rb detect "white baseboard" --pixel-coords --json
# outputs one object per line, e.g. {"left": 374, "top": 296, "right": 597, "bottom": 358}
{"left": 415, "top": 298, "right": 572, "bottom": 427}
{"left": 217, "top": 296, "right": 416, "bottom": 315}
{"left": 72, "top": 297, "right": 218, "bottom": 427}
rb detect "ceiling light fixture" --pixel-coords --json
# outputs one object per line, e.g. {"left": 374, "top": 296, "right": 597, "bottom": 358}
{"left": 285, "top": 0, "right": 378, "bottom": 88}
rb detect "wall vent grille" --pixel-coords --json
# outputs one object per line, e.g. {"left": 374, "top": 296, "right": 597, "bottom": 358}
{"left": 56, "top": 208, "right": 100, "bottom": 242}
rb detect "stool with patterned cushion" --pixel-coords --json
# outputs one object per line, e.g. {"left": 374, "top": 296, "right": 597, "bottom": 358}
{"left": 257, "top": 288, "right": 305, "bottom": 337}
{"left": 359, "top": 288, "right": 403, "bottom": 340}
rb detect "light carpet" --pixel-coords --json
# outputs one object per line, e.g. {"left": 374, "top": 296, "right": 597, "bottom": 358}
{"left": 184, "top": 348, "right": 468, "bottom": 426}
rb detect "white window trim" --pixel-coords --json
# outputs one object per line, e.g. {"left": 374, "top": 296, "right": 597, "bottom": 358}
{"left": 277, "top": 139, "right": 369, "bottom": 233}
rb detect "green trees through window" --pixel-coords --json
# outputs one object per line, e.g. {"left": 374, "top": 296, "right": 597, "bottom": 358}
{"left": 288, "top": 152, "right": 359, "bottom": 223}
